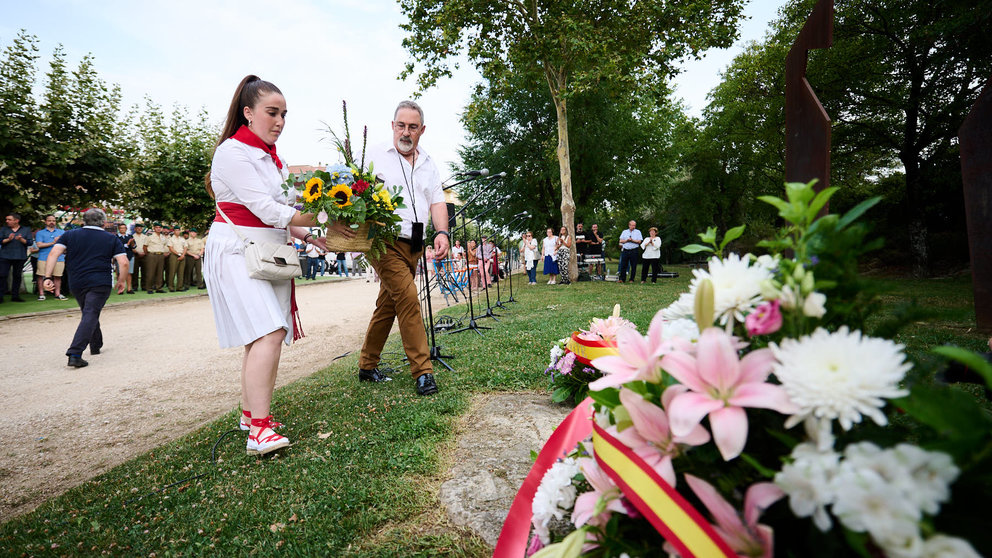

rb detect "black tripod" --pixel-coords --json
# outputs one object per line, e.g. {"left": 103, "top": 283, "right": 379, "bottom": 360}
{"left": 475, "top": 226, "right": 501, "bottom": 322}
{"left": 417, "top": 239, "right": 456, "bottom": 371}
{"left": 447, "top": 209, "right": 491, "bottom": 336}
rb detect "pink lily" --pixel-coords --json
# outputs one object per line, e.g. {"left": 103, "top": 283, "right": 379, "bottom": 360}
{"left": 681, "top": 474, "right": 784, "bottom": 558}
{"left": 613, "top": 388, "right": 710, "bottom": 487}
{"left": 571, "top": 457, "right": 627, "bottom": 528}
{"left": 661, "top": 327, "right": 798, "bottom": 460}
{"left": 589, "top": 309, "right": 690, "bottom": 391}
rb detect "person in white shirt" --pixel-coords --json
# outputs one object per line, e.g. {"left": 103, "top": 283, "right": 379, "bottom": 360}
{"left": 305, "top": 242, "right": 322, "bottom": 279}
{"left": 358, "top": 100, "right": 449, "bottom": 397}
{"left": 521, "top": 232, "right": 538, "bottom": 285}
{"left": 203, "top": 75, "right": 353, "bottom": 456}
{"left": 640, "top": 226, "right": 662, "bottom": 283}
{"left": 541, "top": 227, "right": 560, "bottom": 284}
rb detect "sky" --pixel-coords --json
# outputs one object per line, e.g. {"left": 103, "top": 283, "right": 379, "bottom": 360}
{"left": 1, "top": 0, "right": 787, "bottom": 177}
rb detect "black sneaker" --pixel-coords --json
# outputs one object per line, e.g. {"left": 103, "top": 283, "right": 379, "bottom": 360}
{"left": 358, "top": 368, "right": 392, "bottom": 383}
{"left": 416, "top": 373, "right": 439, "bottom": 396}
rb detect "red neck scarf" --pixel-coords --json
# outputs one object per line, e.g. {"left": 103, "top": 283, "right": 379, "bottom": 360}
{"left": 231, "top": 125, "right": 282, "bottom": 169}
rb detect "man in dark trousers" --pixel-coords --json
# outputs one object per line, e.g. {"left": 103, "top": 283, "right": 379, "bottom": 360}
{"left": 43, "top": 209, "right": 128, "bottom": 368}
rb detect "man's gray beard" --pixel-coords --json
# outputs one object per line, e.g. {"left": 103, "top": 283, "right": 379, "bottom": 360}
{"left": 398, "top": 138, "right": 414, "bottom": 152}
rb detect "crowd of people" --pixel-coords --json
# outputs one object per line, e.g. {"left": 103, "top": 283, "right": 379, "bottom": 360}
{"left": 0, "top": 212, "right": 212, "bottom": 303}
{"left": 293, "top": 239, "right": 369, "bottom": 281}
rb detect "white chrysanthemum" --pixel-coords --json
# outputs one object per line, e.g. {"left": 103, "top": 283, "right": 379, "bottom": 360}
{"left": 771, "top": 327, "right": 911, "bottom": 430}
{"left": 830, "top": 465, "right": 921, "bottom": 547}
{"left": 920, "top": 535, "right": 982, "bottom": 558}
{"left": 774, "top": 443, "right": 840, "bottom": 531}
{"left": 532, "top": 457, "right": 581, "bottom": 544}
{"left": 890, "top": 444, "right": 959, "bottom": 515}
{"left": 661, "top": 318, "right": 700, "bottom": 344}
{"left": 662, "top": 292, "right": 695, "bottom": 322}
{"left": 662, "top": 254, "right": 771, "bottom": 326}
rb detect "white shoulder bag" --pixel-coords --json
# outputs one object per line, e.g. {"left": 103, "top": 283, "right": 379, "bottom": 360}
{"left": 216, "top": 204, "right": 302, "bottom": 281}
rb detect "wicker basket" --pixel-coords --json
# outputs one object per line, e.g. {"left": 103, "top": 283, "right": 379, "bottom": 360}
{"left": 324, "top": 221, "right": 373, "bottom": 252}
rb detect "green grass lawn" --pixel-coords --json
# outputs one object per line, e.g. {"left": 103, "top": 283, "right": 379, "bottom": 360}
{"left": 0, "top": 267, "right": 985, "bottom": 556}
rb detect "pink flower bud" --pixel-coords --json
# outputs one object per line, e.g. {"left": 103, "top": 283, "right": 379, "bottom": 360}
{"left": 746, "top": 300, "right": 782, "bottom": 336}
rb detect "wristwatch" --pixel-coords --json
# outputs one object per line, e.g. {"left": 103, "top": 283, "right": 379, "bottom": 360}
{"left": 434, "top": 230, "right": 450, "bottom": 239}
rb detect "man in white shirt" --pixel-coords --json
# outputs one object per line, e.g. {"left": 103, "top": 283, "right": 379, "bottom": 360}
{"left": 617, "top": 220, "right": 643, "bottom": 283}
{"left": 358, "top": 100, "right": 450, "bottom": 396}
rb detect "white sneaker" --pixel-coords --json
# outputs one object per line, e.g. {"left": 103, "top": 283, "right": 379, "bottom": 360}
{"left": 37, "top": 295, "right": 46, "bottom": 301}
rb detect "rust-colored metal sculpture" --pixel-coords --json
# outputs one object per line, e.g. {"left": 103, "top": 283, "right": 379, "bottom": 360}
{"left": 785, "top": 0, "right": 833, "bottom": 198}
{"left": 959, "top": 77, "right": 992, "bottom": 332}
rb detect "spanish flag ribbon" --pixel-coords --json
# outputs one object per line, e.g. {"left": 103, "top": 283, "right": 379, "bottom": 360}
{"left": 565, "top": 332, "right": 619, "bottom": 366}
{"left": 492, "top": 398, "right": 594, "bottom": 558}
{"left": 592, "top": 423, "right": 735, "bottom": 558}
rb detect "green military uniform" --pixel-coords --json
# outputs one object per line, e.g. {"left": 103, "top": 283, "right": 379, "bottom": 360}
{"left": 184, "top": 231, "right": 205, "bottom": 289}
{"left": 144, "top": 227, "right": 169, "bottom": 293}
{"left": 132, "top": 228, "right": 147, "bottom": 291}
{"left": 166, "top": 232, "right": 188, "bottom": 291}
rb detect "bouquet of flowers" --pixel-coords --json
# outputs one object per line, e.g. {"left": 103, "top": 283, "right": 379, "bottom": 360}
{"left": 515, "top": 181, "right": 991, "bottom": 558}
{"left": 546, "top": 305, "right": 640, "bottom": 404}
{"left": 286, "top": 101, "right": 404, "bottom": 257}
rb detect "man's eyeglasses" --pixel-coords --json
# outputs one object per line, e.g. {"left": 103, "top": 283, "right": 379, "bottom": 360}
{"left": 393, "top": 122, "right": 420, "bottom": 133}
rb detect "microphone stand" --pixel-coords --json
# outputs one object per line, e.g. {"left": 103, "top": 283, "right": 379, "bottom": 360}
{"left": 490, "top": 214, "right": 526, "bottom": 309}
{"left": 447, "top": 206, "right": 491, "bottom": 337}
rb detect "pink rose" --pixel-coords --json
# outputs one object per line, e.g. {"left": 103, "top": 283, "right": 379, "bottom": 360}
{"left": 745, "top": 300, "right": 782, "bottom": 336}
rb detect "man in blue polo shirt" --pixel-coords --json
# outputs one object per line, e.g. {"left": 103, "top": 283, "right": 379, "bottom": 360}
{"left": 34, "top": 214, "right": 67, "bottom": 301}
{"left": 43, "top": 209, "right": 128, "bottom": 368}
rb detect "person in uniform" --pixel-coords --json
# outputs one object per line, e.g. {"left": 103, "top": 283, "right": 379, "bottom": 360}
{"left": 184, "top": 228, "right": 206, "bottom": 289}
{"left": 131, "top": 222, "right": 146, "bottom": 292}
{"left": 166, "top": 225, "right": 188, "bottom": 291}
{"left": 144, "top": 222, "right": 169, "bottom": 293}
{"left": 358, "top": 100, "right": 449, "bottom": 396}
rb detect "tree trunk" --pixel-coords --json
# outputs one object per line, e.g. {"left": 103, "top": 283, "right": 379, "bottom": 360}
{"left": 552, "top": 95, "right": 578, "bottom": 281}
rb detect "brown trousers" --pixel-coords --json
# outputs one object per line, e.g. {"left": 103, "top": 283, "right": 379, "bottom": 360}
{"left": 359, "top": 240, "right": 431, "bottom": 378}
{"left": 145, "top": 253, "right": 165, "bottom": 291}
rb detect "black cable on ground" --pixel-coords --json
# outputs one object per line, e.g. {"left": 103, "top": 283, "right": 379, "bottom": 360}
{"left": 123, "top": 428, "right": 241, "bottom": 506}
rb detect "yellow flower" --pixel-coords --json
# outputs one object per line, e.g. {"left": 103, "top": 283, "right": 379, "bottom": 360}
{"left": 372, "top": 192, "right": 381, "bottom": 202}
{"left": 303, "top": 177, "right": 323, "bottom": 202}
{"left": 380, "top": 189, "right": 392, "bottom": 206}
{"left": 328, "top": 183, "right": 353, "bottom": 208}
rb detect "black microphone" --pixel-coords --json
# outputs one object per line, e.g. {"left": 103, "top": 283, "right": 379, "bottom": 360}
{"left": 487, "top": 171, "right": 507, "bottom": 180}
{"left": 457, "top": 169, "right": 489, "bottom": 177}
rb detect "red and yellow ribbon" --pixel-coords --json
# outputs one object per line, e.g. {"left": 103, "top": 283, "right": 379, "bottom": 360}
{"left": 565, "top": 332, "right": 619, "bottom": 366}
{"left": 593, "top": 423, "right": 735, "bottom": 558}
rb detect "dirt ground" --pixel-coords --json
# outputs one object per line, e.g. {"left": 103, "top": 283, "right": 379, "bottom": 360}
{"left": 0, "top": 277, "right": 411, "bottom": 521}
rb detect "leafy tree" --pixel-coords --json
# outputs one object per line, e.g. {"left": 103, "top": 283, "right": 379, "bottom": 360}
{"left": 122, "top": 99, "right": 216, "bottom": 228}
{"left": 0, "top": 30, "right": 42, "bottom": 217}
{"left": 456, "top": 70, "right": 682, "bottom": 241}
{"left": 399, "top": 0, "right": 747, "bottom": 279}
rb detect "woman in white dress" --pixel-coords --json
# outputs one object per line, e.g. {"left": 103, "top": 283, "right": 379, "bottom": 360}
{"left": 541, "top": 227, "right": 560, "bottom": 284}
{"left": 204, "top": 75, "right": 352, "bottom": 456}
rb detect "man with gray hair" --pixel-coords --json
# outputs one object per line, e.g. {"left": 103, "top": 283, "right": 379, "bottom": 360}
{"left": 357, "top": 99, "right": 449, "bottom": 396}
{"left": 43, "top": 208, "right": 128, "bottom": 368}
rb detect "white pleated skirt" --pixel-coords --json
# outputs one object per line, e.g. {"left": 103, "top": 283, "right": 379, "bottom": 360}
{"left": 204, "top": 222, "right": 293, "bottom": 348}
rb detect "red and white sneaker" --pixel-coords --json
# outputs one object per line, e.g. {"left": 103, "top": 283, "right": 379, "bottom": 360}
{"left": 247, "top": 415, "right": 290, "bottom": 455}
{"left": 239, "top": 411, "right": 283, "bottom": 431}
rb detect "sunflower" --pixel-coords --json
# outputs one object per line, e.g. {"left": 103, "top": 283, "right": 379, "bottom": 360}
{"left": 303, "top": 177, "right": 323, "bottom": 202}
{"left": 328, "top": 183, "right": 354, "bottom": 208}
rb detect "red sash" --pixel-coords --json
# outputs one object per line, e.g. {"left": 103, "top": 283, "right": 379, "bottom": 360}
{"left": 214, "top": 202, "right": 274, "bottom": 228}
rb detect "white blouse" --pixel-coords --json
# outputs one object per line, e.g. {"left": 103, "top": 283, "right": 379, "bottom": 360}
{"left": 641, "top": 236, "right": 661, "bottom": 259}
{"left": 210, "top": 138, "right": 296, "bottom": 228}
{"left": 542, "top": 236, "right": 558, "bottom": 257}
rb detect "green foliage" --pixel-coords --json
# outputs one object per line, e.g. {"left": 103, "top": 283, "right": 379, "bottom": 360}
{"left": 681, "top": 224, "right": 745, "bottom": 258}
{"left": 119, "top": 100, "right": 216, "bottom": 228}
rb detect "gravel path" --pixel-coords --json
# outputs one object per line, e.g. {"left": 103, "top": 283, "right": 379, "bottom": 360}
{"left": 0, "top": 278, "right": 393, "bottom": 521}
